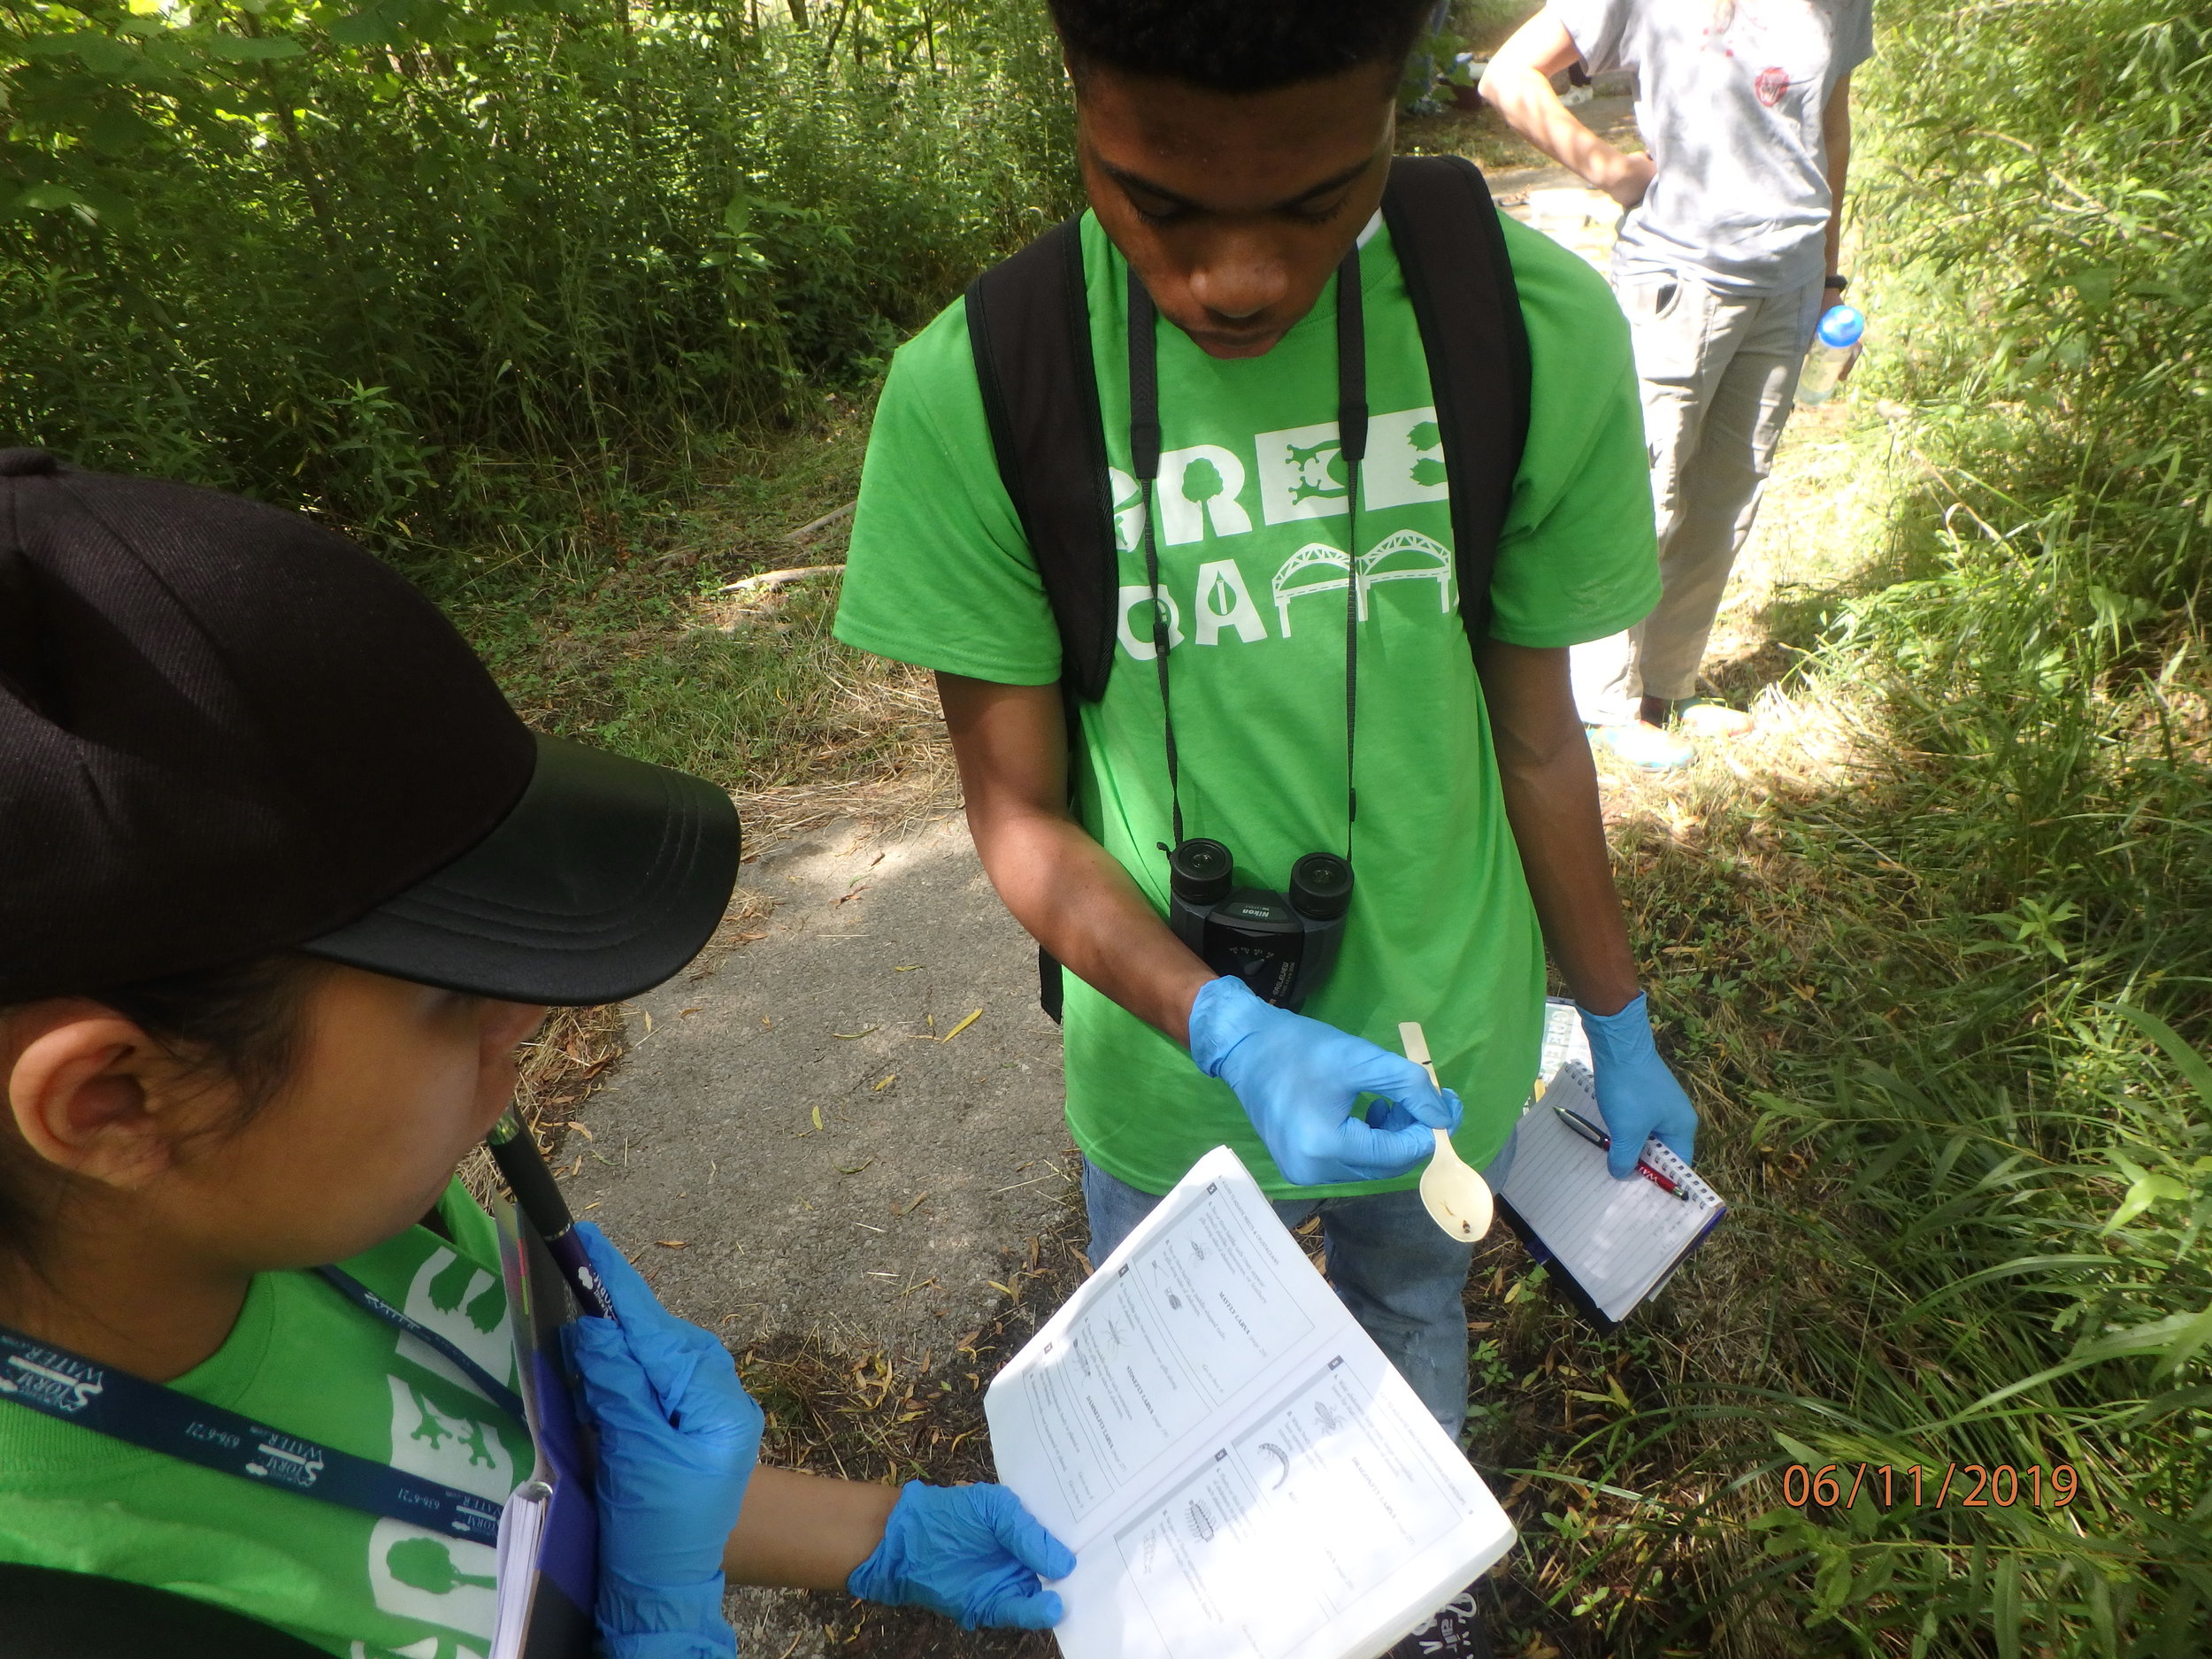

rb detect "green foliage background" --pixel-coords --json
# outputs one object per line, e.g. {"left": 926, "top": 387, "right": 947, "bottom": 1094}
{"left": 0, "top": 0, "right": 1074, "bottom": 547}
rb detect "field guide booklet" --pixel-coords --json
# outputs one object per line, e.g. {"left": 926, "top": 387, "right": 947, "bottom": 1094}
{"left": 986, "top": 1146, "right": 1517, "bottom": 1659}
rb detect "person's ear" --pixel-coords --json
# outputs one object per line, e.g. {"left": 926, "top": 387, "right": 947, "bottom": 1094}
{"left": 7, "top": 1006, "right": 191, "bottom": 1190}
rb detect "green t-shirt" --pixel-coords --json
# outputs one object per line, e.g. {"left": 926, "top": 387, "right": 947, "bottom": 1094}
{"left": 836, "top": 211, "right": 1659, "bottom": 1200}
{"left": 0, "top": 1184, "right": 534, "bottom": 1658}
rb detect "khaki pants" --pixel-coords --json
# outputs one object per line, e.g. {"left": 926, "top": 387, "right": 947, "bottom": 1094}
{"left": 1573, "top": 273, "right": 1825, "bottom": 725}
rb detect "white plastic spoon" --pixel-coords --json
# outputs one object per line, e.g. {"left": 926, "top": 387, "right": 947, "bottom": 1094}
{"left": 1400, "top": 1020, "right": 1494, "bottom": 1242}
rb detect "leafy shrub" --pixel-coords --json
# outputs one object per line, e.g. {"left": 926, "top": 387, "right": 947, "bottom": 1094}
{"left": 1664, "top": 4, "right": 2212, "bottom": 1651}
{"left": 0, "top": 0, "right": 1075, "bottom": 545}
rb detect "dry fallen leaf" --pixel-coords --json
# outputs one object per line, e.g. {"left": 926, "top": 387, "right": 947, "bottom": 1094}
{"left": 832, "top": 1026, "right": 879, "bottom": 1040}
{"left": 872, "top": 1072, "right": 896, "bottom": 1091}
{"left": 941, "top": 1008, "right": 984, "bottom": 1043}
{"left": 655, "top": 1240, "right": 688, "bottom": 1249}
{"left": 810, "top": 1105, "right": 824, "bottom": 1131}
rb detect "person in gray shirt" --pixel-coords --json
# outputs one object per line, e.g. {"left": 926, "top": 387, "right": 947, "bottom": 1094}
{"left": 1483, "top": 0, "right": 1874, "bottom": 768}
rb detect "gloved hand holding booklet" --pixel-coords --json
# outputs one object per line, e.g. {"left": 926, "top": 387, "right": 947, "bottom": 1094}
{"left": 985, "top": 1147, "right": 1517, "bottom": 1659}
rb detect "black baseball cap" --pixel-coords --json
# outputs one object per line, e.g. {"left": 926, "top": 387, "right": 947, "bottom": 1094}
{"left": 0, "top": 448, "right": 740, "bottom": 1006}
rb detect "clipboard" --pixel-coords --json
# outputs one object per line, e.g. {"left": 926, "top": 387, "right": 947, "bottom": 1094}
{"left": 490, "top": 1198, "right": 599, "bottom": 1659}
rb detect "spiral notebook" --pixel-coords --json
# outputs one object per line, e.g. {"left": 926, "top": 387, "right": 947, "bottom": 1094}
{"left": 1496, "top": 1061, "right": 1725, "bottom": 1325}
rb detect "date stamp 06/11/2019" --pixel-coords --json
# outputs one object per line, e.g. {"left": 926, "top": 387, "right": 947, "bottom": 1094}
{"left": 1778, "top": 1463, "right": 2085, "bottom": 1511}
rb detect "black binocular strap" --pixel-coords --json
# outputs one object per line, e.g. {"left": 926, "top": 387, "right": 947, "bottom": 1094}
{"left": 963, "top": 155, "right": 1530, "bottom": 1021}
{"left": 1127, "top": 250, "right": 1366, "bottom": 867}
{"left": 1335, "top": 245, "right": 1368, "bottom": 852}
{"left": 1125, "top": 272, "right": 1185, "bottom": 851}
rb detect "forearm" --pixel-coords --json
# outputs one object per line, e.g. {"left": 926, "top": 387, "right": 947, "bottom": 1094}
{"left": 723, "top": 1467, "right": 899, "bottom": 1590}
{"left": 1498, "top": 742, "right": 1639, "bottom": 1014}
{"left": 1480, "top": 62, "right": 1635, "bottom": 190}
{"left": 1822, "top": 77, "right": 1853, "bottom": 277}
{"left": 969, "top": 803, "right": 1214, "bottom": 1044}
{"left": 1479, "top": 643, "right": 1639, "bottom": 1014}
{"left": 1479, "top": 14, "right": 1648, "bottom": 205}
{"left": 937, "top": 672, "right": 1214, "bottom": 1043}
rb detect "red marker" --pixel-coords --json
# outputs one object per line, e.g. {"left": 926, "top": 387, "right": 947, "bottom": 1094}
{"left": 1553, "top": 1105, "right": 1690, "bottom": 1201}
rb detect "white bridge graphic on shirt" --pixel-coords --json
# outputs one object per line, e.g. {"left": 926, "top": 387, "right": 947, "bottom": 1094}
{"left": 1271, "top": 529, "right": 1455, "bottom": 636}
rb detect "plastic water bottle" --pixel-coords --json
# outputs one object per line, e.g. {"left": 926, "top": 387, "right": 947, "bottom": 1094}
{"left": 1796, "top": 304, "right": 1866, "bottom": 405}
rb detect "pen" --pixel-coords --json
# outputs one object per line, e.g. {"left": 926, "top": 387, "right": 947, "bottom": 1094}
{"left": 486, "top": 1108, "right": 618, "bottom": 1318}
{"left": 1551, "top": 1105, "right": 1690, "bottom": 1201}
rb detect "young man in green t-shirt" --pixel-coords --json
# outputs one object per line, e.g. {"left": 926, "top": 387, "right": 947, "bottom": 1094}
{"left": 836, "top": 0, "right": 1700, "bottom": 1440}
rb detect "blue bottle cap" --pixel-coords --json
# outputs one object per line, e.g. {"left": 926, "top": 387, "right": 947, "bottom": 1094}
{"left": 1816, "top": 304, "right": 1866, "bottom": 348}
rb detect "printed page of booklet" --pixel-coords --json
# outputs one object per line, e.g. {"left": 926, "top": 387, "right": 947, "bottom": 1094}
{"left": 987, "top": 1146, "right": 1516, "bottom": 1659}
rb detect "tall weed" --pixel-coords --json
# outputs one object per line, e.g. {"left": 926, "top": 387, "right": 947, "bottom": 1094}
{"left": 1609, "top": 4, "right": 2212, "bottom": 1651}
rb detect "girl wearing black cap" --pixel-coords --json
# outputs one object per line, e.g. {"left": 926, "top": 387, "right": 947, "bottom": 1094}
{"left": 0, "top": 449, "right": 1071, "bottom": 1657}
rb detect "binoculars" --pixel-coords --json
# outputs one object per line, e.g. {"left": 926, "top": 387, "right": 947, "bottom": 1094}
{"left": 1166, "top": 838, "right": 1351, "bottom": 1012}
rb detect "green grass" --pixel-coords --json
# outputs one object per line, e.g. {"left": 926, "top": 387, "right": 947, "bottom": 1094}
{"left": 1452, "top": 3, "right": 2212, "bottom": 1640}
{"left": 412, "top": 413, "right": 936, "bottom": 795}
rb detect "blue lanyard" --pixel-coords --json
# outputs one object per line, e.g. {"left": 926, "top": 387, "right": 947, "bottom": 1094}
{"left": 313, "top": 1266, "right": 526, "bottom": 1424}
{"left": 0, "top": 1266, "right": 529, "bottom": 1547}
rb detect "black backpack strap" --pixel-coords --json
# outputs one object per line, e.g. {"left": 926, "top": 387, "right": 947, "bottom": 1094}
{"left": 0, "top": 1563, "right": 330, "bottom": 1658}
{"left": 967, "top": 219, "right": 1118, "bottom": 1020}
{"left": 964, "top": 218, "right": 1119, "bottom": 704}
{"left": 1381, "top": 154, "right": 1532, "bottom": 652}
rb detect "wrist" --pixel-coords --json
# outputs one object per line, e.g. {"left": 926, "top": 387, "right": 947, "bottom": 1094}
{"left": 599, "top": 1576, "right": 734, "bottom": 1647}
{"left": 1573, "top": 984, "right": 1642, "bottom": 1020}
{"left": 1187, "top": 975, "right": 1262, "bottom": 1075}
{"left": 602, "top": 1632, "right": 737, "bottom": 1659}
{"left": 847, "top": 1479, "right": 925, "bottom": 1605}
{"left": 1578, "top": 992, "right": 1662, "bottom": 1072}
{"left": 1163, "top": 956, "right": 1220, "bottom": 1048}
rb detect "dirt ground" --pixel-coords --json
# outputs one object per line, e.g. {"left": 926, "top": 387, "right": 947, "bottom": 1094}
{"left": 565, "top": 813, "right": 1076, "bottom": 1356}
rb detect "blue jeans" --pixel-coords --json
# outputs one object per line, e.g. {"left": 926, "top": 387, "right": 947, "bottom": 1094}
{"left": 1080, "top": 1132, "right": 1517, "bottom": 1440}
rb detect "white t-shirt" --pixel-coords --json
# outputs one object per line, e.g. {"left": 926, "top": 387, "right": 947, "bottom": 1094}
{"left": 1555, "top": 0, "right": 1875, "bottom": 296}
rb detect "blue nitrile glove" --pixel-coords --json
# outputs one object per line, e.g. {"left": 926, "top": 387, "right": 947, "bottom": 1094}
{"left": 1579, "top": 993, "right": 1699, "bottom": 1179}
{"left": 1187, "top": 976, "right": 1463, "bottom": 1187}
{"left": 848, "top": 1480, "right": 1075, "bottom": 1631}
{"left": 563, "top": 1222, "right": 763, "bottom": 1659}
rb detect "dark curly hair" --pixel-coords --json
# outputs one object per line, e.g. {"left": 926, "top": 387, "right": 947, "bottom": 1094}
{"left": 0, "top": 954, "right": 326, "bottom": 1272}
{"left": 1048, "top": 0, "right": 1438, "bottom": 93}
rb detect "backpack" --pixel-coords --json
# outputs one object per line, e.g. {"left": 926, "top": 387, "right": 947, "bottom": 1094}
{"left": 0, "top": 1563, "right": 330, "bottom": 1658}
{"left": 960, "top": 154, "right": 1532, "bottom": 1018}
